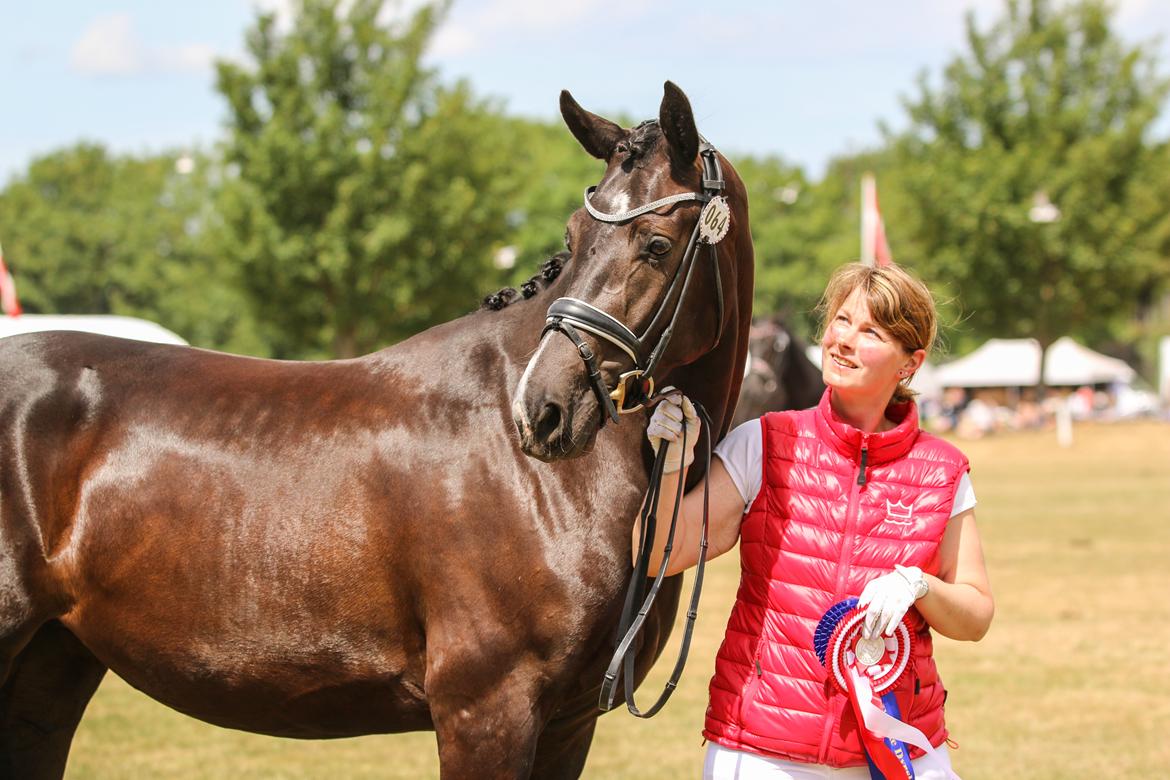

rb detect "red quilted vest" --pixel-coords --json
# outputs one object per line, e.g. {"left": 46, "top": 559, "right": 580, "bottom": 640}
{"left": 703, "top": 389, "right": 969, "bottom": 767}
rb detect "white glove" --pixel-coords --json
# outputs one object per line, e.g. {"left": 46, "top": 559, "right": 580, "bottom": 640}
{"left": 858, "top": 565, "right": 928, "bottom": 639}
{"left": 646, "top": 392, "right": 700, "bottom": 474}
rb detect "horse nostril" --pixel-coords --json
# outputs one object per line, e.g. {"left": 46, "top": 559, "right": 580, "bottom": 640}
{"left": 535, "top": 402, "right": 563, "bottom": 443}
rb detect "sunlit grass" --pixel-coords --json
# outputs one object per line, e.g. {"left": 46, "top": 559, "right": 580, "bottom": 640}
{"left": 68, "top": 421, "right": 1170, "bottom": 778}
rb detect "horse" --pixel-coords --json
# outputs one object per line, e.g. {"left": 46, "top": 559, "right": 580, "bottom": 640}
{"left": 730, "top": 315, "right": 824, "bottom": 427}
{"left": 0, "top": 81, "right": 753, "bottom": 779}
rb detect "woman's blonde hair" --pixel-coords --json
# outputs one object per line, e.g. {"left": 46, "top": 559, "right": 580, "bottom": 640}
{"left": 816, "top": 262, "right": 938, "bottom": 405}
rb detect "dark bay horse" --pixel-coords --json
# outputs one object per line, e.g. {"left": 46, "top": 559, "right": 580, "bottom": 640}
{"left": 0, "top": 82, "right": 753, "bottom": 779}
{"left": 730, "top": 315, "right": 824, "bottom": 426}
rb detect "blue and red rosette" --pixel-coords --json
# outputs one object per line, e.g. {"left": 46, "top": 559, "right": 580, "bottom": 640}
{"left": 815, "top": 598, "right": 959, "bottom": 780}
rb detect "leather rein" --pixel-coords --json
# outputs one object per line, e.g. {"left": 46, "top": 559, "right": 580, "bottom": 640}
{"left": 598, "top": 399, "right": 714, "bottom": 717}
{"left": 538, "top": 141, "right": 730, "bottom": 717}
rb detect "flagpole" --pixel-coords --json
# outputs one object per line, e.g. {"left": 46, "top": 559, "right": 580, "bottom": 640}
{"left": 860, "top": 173, "right": 893, "bottom": 268}
{"left": 860, "top": 174, "right": 876, "bottom": 267}
{"left": 0, "top": 240, "right": 23, "bottom": 317}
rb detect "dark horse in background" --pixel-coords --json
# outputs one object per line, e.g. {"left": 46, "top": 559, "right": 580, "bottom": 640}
{"left": 0, "top": 83, "right": 753, "bottom": 779}
{"left": 730, "top": 315, "right": 824, "bottom": 426}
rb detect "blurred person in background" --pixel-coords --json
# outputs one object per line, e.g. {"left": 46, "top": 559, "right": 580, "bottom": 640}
{"left": 956, "top": 393, "right": 997, "bottom": 439}
{"left": 639, "top": 262, "right": 994, "bottom": 779}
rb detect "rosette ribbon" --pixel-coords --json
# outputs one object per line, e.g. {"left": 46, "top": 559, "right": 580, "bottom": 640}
{"left": 814, "top": 599, "right": 959, "bottom": 780}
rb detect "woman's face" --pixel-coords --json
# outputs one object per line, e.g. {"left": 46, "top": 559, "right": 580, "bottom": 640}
{"left": 820, "top": 287, "right": 922, "bottom": 403}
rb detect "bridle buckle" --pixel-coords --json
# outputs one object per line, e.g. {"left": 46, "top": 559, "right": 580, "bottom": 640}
{"left": 609, "top": 371, "right": 654, "bottom": 414}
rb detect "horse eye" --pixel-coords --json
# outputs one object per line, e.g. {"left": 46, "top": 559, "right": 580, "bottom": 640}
{"left": 564, "top": 230, "right": 572, "bottom": 251}
{"left": 647, "top": 236, "right": 672, "bottom": 256}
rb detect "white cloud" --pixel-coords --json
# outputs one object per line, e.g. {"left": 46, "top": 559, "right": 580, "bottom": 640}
{"left": 473, "top": 0, "right": 607, "bottom": 29}
{"left": 1117, "top": 0, "right": 1154, "bottom": 19}
{"left": 431, "top": 25, "right": 477, "bottom": 58}
{"left": 1116, "top": 0, "right": 1170, "bottom": 45}
{"left": 434, "top": 0, "right": 655, "bottom": 59}
{"left": 247, "top": 0, "right": 449, "bottom": 40}
{"left": 71, "top": 13, "right": 216, "bottom": 76}
{"left": 71, "top": 14, "right": 142, "bottom": 75}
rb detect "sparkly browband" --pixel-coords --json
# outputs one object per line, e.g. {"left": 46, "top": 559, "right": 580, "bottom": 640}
{"left": 582, "top": 187, "right": 704, "bottom": 223}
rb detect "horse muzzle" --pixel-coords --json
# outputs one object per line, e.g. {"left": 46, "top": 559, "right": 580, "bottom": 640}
{"left": 512, "top": 338, "right": 607, "bottom": 461}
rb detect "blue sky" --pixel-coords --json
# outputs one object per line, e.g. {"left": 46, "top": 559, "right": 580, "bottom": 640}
{"left": 2, "top": 0, "right": 1168, "bottom": 185}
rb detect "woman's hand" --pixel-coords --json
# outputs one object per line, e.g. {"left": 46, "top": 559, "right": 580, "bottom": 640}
{"left": 860, "top": 509, "right": 995, "bottom": 642}
{"left": 858, "top": 565, "right": 927, "bottom": 638}
{"left": 636, "top": 393, "right": 746, "bottom": 577}
{"left": 646, "top": 392, "right": 700, "bottom": 473}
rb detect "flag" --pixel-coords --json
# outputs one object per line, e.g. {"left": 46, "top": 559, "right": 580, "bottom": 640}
{"left": 0, "top": 242, "right": 23, "bottom": 317}
{"left": 860, "top": 173, "right": 893, "bottom": 268}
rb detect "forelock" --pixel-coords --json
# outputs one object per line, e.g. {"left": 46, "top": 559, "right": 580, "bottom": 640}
{"left": 617, "top": 120, "right": 662, "bottom": 162}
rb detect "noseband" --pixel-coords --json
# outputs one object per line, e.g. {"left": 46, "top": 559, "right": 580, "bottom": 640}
{"left": 541, "top": 141, "right": 728, "bottom": 426}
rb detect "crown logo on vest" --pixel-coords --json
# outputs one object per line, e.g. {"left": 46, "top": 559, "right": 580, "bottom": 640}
{"left": 884, "top": 499, "right": 915, "bottom": 526}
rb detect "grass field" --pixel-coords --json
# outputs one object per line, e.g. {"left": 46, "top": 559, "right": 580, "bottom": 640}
{"left": 66, "top": 420, "right": 1170, "bottom": 778}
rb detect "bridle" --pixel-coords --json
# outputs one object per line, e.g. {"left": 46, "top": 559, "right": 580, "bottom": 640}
{"left": 536, "top": 137, "right": 732, "bottom": 718}
{"left": 541, "top": 139, "right": 728, "bottom": 426}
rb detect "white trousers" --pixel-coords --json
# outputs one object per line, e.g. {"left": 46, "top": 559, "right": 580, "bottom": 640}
{"left": 703, "top": 742, "right": 955, "bottom": 780}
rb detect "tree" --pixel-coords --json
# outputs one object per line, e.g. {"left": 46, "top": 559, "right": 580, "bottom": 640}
{"left": 0, "top": 144, "right": 266, "bottom": 354}
{"left": 215, "top": 0, "right": 525, "bottom": 359}
{"left": 891, "top": 0, "right": 1170, "bottom": 381}
{"left": 731, "top": 155, "right": 816, "bottom": 330}
{"left": 493, "top": 118, "right": 604, "bottom": 285}
{"left": 738, "top": 151, "right": 910, "bottom": 343}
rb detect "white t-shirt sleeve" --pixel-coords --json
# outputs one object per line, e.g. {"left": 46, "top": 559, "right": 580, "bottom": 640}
{"left": 713, "top": 420, "right": 764, "bottom": 513}
{"left": 950, "top": 471, "right": 976, "bottom": 518}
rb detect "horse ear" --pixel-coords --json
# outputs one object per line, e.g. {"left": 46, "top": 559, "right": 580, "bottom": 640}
{"left": 560, "top": 90, "right": 624, "bottom": 160}
{"left": 659, "top": 81, "right": 699, "bottom": 172}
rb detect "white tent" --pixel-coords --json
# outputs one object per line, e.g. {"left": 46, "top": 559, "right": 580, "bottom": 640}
{"left": 934, "top": 337, "right": 1135, "bottom": 389}
{"left": 934, "top": 339, "right": 1041, "bottom": 388}
{"left": 805, "top": 344, "right": 821, "bottom": 368}
{"left": 1160, "top": 335, "right": 1170, "bottom": 402}
{"left": 0, "top": 314, "right": 188, "bottom": 346}
{"left": 907, "top": 359, "right": 943, "bottom": 401}
{"left": 1045, "top": 337, "right": 1135, "bottom": 386}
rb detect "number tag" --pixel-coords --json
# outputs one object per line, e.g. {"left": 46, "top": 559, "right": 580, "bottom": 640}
{"left": 698, "top": 196, "right": 731, "bottom": 244}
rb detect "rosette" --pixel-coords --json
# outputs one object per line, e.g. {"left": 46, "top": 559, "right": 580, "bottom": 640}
{"left": 815, "top": 599, "right": 959, "bottom": 780}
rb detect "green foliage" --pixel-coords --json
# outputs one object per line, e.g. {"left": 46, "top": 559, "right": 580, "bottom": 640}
{"left": 4, "top": 0, "right": 1167, "bottom": 368}
{"left": 215, "top": 0, "right": 525, "bottom": 358}
{"left": 495, "top": 118, "right": 604, "bottom": 285}
{"left": 0, "top": 144, "right": 265, "bottom": 354}
{"left": 742, "top": 151, "right": 883, "bottom": 340}
{"left": 487, "top": 132, "right": 853, "bottom": 340}
{"left": 738, "top": 148, "right": 933, "bottom": 344}
{"left": 730, "top": 155, "right": 815, "bottom": 330}
{"left": 891, "top": 0, "right": 1170, "bottom": 356}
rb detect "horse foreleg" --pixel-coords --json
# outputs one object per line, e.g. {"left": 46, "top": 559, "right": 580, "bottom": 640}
{"left": 0, "top": 621, "right": 107, "bottom": 780}
{"left": 529, "top": 711, "right": 599, "bottom": 780}
{"left": 429, "top": 662, "right": 548, "bottom": 780}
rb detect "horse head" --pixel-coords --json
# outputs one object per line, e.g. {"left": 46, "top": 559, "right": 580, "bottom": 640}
{"left": 513, "top": 82, "right": 753, "bottom": 461}
{"left": 731, "top": 315, "right": 826, "bottom": 426}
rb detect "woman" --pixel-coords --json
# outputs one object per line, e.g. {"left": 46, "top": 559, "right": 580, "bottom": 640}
{"left": 641, "top": 263, "right": 993, "bottom": 779}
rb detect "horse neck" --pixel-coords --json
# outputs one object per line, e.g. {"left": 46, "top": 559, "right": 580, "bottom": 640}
{"left": 414, "top": 282, "right": 554, "bottom": 368}
{"left": 664, "top": 245, "right": 753, "bottom": 444}
{"left": 786, "top": 334, "right": 825, "bottom": 409}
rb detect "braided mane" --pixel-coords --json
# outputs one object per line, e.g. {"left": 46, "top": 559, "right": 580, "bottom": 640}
{"left": 481, "top": 252, "right": 569, "bottom": 311}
